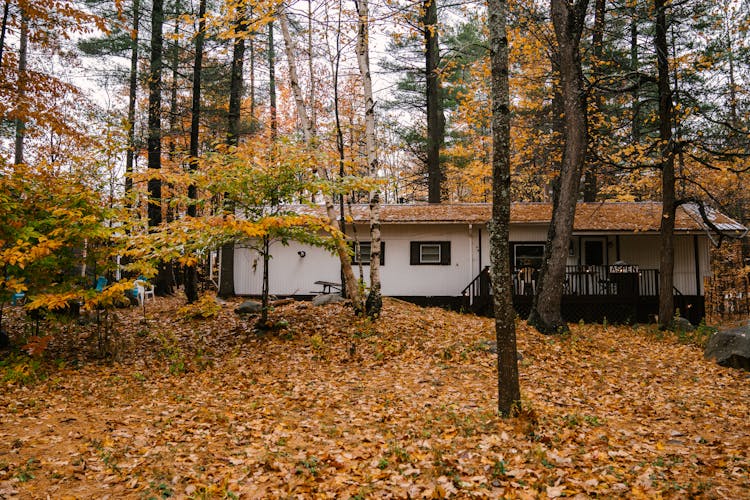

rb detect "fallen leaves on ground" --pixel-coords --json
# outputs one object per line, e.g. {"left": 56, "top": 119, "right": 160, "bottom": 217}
{"left": 0, "top": 296, "right": 748, "bottom": 498}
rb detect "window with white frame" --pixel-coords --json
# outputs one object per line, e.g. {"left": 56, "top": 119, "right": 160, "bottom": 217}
{"left": 410, "top": 241, "right": 451, "bottom": 265}
{"left": 351, "top": 241, "right": 385, "bottom": 265}
{"left": 513, "top": 243, "right": 544, "bottom": 270}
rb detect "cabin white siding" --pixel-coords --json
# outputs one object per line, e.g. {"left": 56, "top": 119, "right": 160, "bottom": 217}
{"left": 234, "top": 222, "right": 712, "bottom": 297}
{"left": 234, "top": 223, "right": 483, "bottom": 297}
{"left": 618, "top": 234, "right": 709, "bottom": 295}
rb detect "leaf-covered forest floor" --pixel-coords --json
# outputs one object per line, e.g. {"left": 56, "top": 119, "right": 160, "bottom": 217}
{"left": 0, "top": 296, "right": 748, "bottom": 499}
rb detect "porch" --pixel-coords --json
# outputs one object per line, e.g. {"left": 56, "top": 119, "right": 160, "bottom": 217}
{"left": 461, "top": 265, "right": 705, "bottom": 324}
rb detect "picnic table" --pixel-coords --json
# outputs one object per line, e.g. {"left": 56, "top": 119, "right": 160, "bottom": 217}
{"left": 313, "top": 280, "right": 342, "bottom": 294}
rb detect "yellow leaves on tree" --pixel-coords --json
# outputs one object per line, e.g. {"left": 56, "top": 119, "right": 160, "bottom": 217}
{"left": 0, "top": 163, "right": 117, "bottom": 306}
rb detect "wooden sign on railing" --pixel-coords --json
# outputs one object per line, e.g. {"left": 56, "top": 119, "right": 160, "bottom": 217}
{"left": 609, "top": 264, "right": 640, "bottom": 274}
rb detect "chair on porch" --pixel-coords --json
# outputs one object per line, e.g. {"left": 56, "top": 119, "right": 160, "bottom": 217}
{"left": 517, "top": 266, "right": 536, "bottom": 295}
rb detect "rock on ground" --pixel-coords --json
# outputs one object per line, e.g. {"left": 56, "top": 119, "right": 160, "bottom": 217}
{"left": 704, "top": 325, "right": 750, "bottom": 371}
{"left": 671, "top": 316, "right": 694, "bottom": 332}
{"left": 235, "top": 300, "right": 263, "bottom": 314}
{"left": 312, "top": 293, "right": 344, "bottom": 306}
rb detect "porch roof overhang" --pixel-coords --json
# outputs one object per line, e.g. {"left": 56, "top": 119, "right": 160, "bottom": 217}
{"left": 294, "top": 202, "right": 746, "bottom": 235}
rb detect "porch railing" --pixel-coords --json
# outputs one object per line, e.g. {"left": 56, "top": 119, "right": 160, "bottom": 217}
{"left": 560, "top": 265, "right": 659, "bottom": 297}
{"left": 461, "top": 266, "right": 491, "bottom": 307}
{"left": 462, "top": 265, "right": 661, "bottom": 313}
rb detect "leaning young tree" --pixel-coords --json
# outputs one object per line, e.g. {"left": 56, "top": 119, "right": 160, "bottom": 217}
{"left": 279, "top": 5, "right": 365, "bottom": 314}
{"left": 527, "top": 0, "right": 590, "bottom": 334}
{"left": 487, "top": 0, "right": 520, "bottom": 416}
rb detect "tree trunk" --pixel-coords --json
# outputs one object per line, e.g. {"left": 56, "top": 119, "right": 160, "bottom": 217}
{"left": 148, "top": 0, "right": 170, "bottom": 295}
{"left": 280, "top": 11, "right": 313, "bottom": 143}
{"left": 282, "top": 3, "right": 364, "bottom": 312}
{"left": 424, "top": 0, "right": 444, "bottom": 203}
{"left": 630, "top": 8, "right": 640, "bottom": 143}
{"left": 261, "top": 235, "right": 270, "bottom": 324}
{"left": 583, "top": 0, "right": 605, "bottom": 202}
{"left": 354, "top": 0, "right": 382, "bottom": 318}
{"left": 268, "top": 20, "right": 277, "bottom": 137}
{"left": 332, "top": 0, "right": 347, "bottom": 295}
{"left": 0, "top": 0, "right": 10, "bottom": 79}
{"left": 366, "top": 193, "right": 382, "bottom": 317}
{"left": 528, "top": 0, "right": 589, "bottom": 334}
{"left": 184, "top": 0, "right": 206, "bottom": 304}
{"left": 218, "top": 4, "right": 247, "bottom": 299}
{"left": 655, "top": 0, "right": 676, "bottom": 328}
{"left": 227, "top": 7, "right": 245, "bottom": 148}
{"left": 13, "top": 11, "right": 28, "bottom": 165}
{"left": 326, "top": 200, "right": 364, "bottom": 313}
{"left": 307, "top": 0, "right": 316, "bottom": 131}
{"left": 163, "top": 0, "right": 182, "bottom": 295}
{"left": 488, "top": 0, "right": 520, "bottom": 416}
{"left": 249, "top": 17, "right": 256, "bottom": 126}
{"left": 125, "top": 0, "right": 140, "bottom": 208}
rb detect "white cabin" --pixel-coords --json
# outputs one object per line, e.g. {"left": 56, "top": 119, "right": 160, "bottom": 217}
{"left": 233, "top": 202, "right": 745, "bottom": 323}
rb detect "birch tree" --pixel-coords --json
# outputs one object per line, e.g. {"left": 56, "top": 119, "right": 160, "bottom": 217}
{"left": 279, "top": 6, "right": 365, "bottom": 314}
{"left": 354, "top": 0, "right": 382, "bottom": 318}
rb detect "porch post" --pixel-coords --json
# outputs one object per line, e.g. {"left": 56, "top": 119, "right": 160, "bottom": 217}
{"left": 615, "top": 235, "right": 620, "bottom": 261}
{"left": 693, "top": 235, "right": 700, "bottom": 296}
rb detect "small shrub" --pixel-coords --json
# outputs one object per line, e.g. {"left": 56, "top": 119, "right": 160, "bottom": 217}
{"left": 491, "top": 459, "right": 506, "bottom": 478}
{"left": 310, "top": 334, "right": 324, "bottom": 350}
{"left": 296, "top": 456, "right": 321, "bottom": 477}
{"left": 0, "top": 353, "right": 47, "bottom": 386}
{"left": 15, "top": 458, "right": 38, "bottom": 482}
{"left": 177, "top": 294, "right": 222, "bottom": 320}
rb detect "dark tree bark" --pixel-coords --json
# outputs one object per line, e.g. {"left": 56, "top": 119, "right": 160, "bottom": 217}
{"left": 227, "top": 11, "right": 245, "bottom": 147}
{"left": 184, "top": 0, "right": 206, "bottom": 304}
{"left": 655, "top": 0, "right": 676, "bottom": 328}
{"left": 488, "top": 0, "right": 520, "bottom": 416}
{"left": 583, "top": 0, "right": 605, "bottom": 202}
{"left": 162, "top": 0, "right": 182, "bottom": 295}
{"left": 424, "top": 0, "right": 444, "bottom": 203}
{"left": 528, "top": 0, "right": 589, "bottom": 334}
{"left": 0, "top": 0, "right": 10, "bottom": 75}
{"left": 332, "top": 0, "right": 347, "bottom": 296}
{"left": 125, "top": 0, "right": 140, "bottom": 208}
{"left": 13, "top": 11, "right": 28, "bottom": 165}
{"left": 218, "top": 5, "right": 247, "bottom": 299}
{"left": 147, "top": 0, "right": 170, "bottom": 295}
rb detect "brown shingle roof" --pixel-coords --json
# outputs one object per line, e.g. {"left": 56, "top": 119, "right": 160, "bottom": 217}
{"left": 294, "top": 202, "right": 745, "bottom": 233}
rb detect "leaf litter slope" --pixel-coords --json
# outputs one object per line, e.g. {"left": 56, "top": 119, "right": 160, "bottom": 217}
{"left": 0, "top": 297, "right": 748, "bottom": 498}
